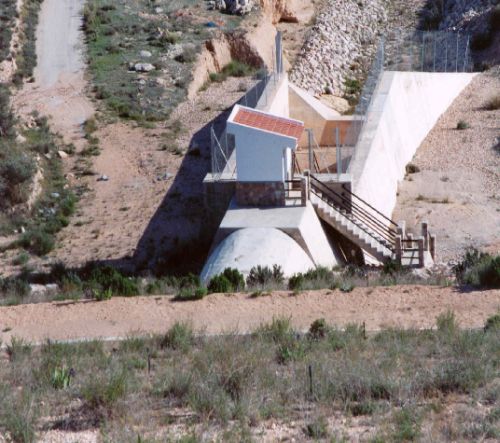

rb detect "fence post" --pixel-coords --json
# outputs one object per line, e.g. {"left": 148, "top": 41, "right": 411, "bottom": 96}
{"left": 463, "top": 36, "right": 470, "bottom": 72}
{"left": 444, "top": 36, "right": 448, "bottom": 72}
{"left": 421, "top": 221, "right": 429, "bottom": 251}
{"left": 395, "top": 235, "right": 402, "bottom": 264}
{"left": 417, "top": 236, "right": 425, "bottom": 268}
{"left": 430, "top": 235, "right": 436, "bottom": 261}
{"left": 407, "top": 233, "right": 414, "bottom": 249}
{"left": 307, "top": 129, "right": 314, "bottom": 173}
{"left": 455, "top": 32, "right": 459, "bottom": 72}
{"left": 335, "top": 127, "right": 341, "bottom": 180}
{"left": 397, "top": 220, "right": 406, "bottom": 239}
{"left": 433, "top": 33, "right": 437, "bottom": 72}
{"left": 210, "top": 125, "right": 215, "bottom": 174}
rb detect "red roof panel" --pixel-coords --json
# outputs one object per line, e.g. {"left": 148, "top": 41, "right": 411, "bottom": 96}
{"left": 233, "top": 108, "right": 304, "bottom": 140}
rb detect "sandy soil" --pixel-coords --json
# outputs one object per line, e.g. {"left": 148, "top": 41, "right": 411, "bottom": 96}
{"left": 393, "top": 70, "right": 500, "bottom": 263}
{"left": 0, "top": 285, "right": 498, "bottom": 345}
{"left": 48, "top": 76, "right": 257, "bottom": 272}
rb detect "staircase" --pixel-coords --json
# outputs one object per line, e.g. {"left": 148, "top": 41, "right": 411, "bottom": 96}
{"left": 309, "top": 175, "right": 399, "bottom": 264}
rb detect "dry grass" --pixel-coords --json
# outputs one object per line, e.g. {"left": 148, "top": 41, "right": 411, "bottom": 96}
{"left": 0, "top": 315, "right": 498, "bottom": 441}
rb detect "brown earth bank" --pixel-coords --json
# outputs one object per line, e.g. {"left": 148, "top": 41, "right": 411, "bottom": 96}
{"left": 0, "top": 285, "right": 498, "bottom": 345}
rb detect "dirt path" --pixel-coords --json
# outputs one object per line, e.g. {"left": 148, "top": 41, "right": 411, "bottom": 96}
{"left": 13, "top": 0, "right": 93, "bottom": 147}
{"left": 0, "top": 286, "right": 498, "bottom": 345}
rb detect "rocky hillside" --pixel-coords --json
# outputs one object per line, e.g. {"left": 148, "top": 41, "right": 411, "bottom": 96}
{"left": 290, "top": 0, "right": 499, "bottom": 97}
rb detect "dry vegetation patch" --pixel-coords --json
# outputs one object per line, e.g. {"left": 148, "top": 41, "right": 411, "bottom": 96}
{"left": 0, "top": 315, "right": 498, "bottom": 441}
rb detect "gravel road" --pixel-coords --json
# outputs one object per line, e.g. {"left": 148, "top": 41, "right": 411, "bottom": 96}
{"left": 0, "top": 286, "right": 498, "bottom": 345}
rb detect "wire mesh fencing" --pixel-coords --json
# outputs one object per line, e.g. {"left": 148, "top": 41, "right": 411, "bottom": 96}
{"left": 342, "top": 30, "right": 472, "bottom": 171}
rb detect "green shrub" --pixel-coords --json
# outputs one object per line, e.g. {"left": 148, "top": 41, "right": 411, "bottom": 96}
{"left": 392, "top": 407, "right": 421, "bottom": 442}
{"left": 19, "top": 229, "right": 55, "bottom": 256}
{"left": 93, "top": 287, "right": 113, "bottom": 301}
{"left": 82, "top": 369, "right": 129, "bottom": 414}
{"left": 0, "top": 276, "right": 30, "bottom": 298}
{"left": 207, "top": 274, "right": 232, "bottom": 293}
{"left": 256, "top": 317, "right": 294, "bottom": 344}
{"left": 208, "top": 268, "right": 245, "bottom": 293}
{"left": 51, "top": 366, "right": 72, "bottom": 390}
{"left": 246, "top": 264, "right": 284, "bottom": 288}
{"left": 1, "top": 391, "right": 38, "bottom": 443}
{"left": 288, "top": 266, "right": 335, "bottom": 291}
{"left": 0, "top": 84, "right": 15, "bottom": 137}
{"left": 174, "top": 286, "right": 207, "bottom": 301}
{"left": 436, "top": 310, "right": 457, "bottom": 336}
{"left": 83, "top": 264, "right": 139, "bottom": 296}
{"left": 454, "top": 249, "right": 500, "bottom": 288}
{"left": 484, "top": 314, "right": 500, "bottom": 332}
{"left": 12, "top": 251, "right": 30, "bottom": 266}
{"left": 456, "top": 120, "right": 470, "bottom": 130}
{"left": 308, "top": 318, "right": 329, "bottom": 340}
{"left": 175, "top": 46, "right": 198, "bottom": 63}
{"left": 161, "top": 322, "right": 194, "bottom": 351}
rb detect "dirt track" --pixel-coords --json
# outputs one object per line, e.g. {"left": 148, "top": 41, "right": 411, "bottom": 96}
{"left": 0, "top": 286, "right": 498, "bottom": 345}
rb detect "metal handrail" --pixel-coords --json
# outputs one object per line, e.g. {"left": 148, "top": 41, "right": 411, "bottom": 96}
{"left": 309, "top": 175, "right": 397, "bottom": 250}
{"left": 310, "top": 176, "right": 397, "bottom": 242}
{"left": 341, "top": 183, "right": 399, "bottom": 231}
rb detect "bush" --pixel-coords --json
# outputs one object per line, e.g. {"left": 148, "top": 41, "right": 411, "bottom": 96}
{"left": 83, "top": 264, "right": 139, "bottom": 296}
{"left": 82, "top": 369, "right": 129, "bottom": 415}
{"left": 454, "top": 249, "right": 500, "bottom": 289}
{"left": 1, "top": 391, "right": 38, "bottom": 443}
{"left": 405, "top": 163, "right": 420, "bottom": 174}
{"left": 288, "top": 266, "right": 335, "bottom": 291}
{"left": 174, "top": 286, "right": 207, "bottom": 301}
{"left": 485, "top": 95, "right": 500, "bottom": 111}
{"left": 246, "top": 264, "right": 284, "bottom": 288}
{"left": 19, "top": 229, "right": 55, "bottom": 256}
{"left": 175, "top": 46, "right": 197, "bottom": 63}
{"left": 208, "top": 268, "right": 245, "bottom": 293}
{"left": 308, "top": 318, "right": 329, "bottom": 340}
{"left": 51, "top": 366, "right": 72, "bottom": 389}
{"left": 484, "top": 314, "right": 500, "bottom": 332}
{"left": 0, "top": 276, "right": 30, "bottom": 298}
{"left": 436, "top": 310, "right": 457, "bottom": 336}
{"left": 161, "top": 322, "right": 194, "bottom": 351}
{"left": 256, "top": 317, "right": 294, "bottom": 344}
{"left": 456, "top": 120, "right": 470, "bottom": 130}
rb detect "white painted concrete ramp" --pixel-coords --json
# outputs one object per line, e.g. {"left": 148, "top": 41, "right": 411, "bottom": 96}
{"left": 348, "top": 71, "right": 476, "bottom": 218}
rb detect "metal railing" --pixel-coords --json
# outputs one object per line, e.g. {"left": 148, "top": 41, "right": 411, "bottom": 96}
{"left": 309, "top": 175, "right": 398, "bottom": 251}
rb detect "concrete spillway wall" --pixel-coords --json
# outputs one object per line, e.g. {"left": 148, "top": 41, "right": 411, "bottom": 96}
{"left": 348, "top": 71, "right": 475, "bottom": 219}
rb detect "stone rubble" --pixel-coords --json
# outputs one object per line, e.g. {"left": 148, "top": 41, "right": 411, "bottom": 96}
{"left": 290, "top": 0, "right": 391, "bottom": 96}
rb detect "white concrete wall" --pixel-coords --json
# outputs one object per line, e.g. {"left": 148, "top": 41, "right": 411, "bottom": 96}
{"left": 227, "top": 122, "right": 296, "bottom": 182}
{"left": 262, "top": 74, "right": 290, "bottom": 117}
{"left": 200, "top": 227, "right": 315, "bottom": 282}
{"left": 348, "top": 71, "right": 475, "bottom": 218}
